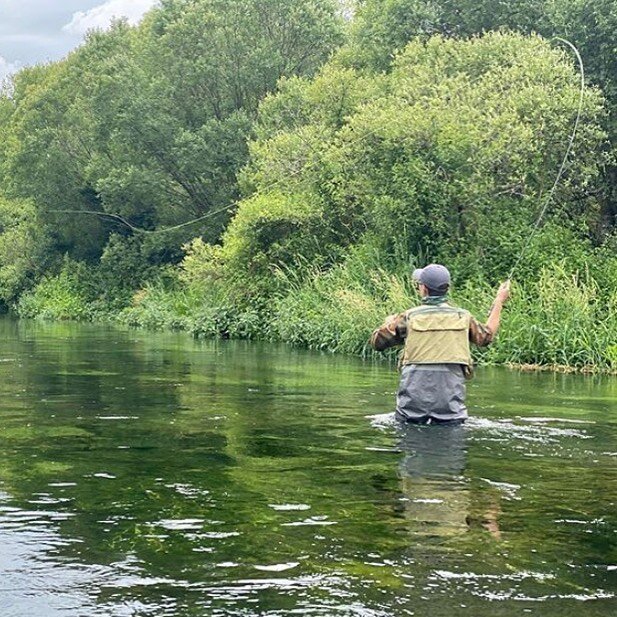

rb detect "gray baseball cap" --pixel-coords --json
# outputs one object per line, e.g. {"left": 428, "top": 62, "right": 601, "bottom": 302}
{"left": 412, "top": 264, "right": 451, "bottom": 292}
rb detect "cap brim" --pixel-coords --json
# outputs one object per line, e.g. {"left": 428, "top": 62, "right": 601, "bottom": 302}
{"left": 412, "top": 268, "right": 424, "bottom": 282}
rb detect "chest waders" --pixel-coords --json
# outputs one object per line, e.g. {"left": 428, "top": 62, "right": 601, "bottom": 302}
{"left": 403, "top": 305, "right": 472, "bottom": 367}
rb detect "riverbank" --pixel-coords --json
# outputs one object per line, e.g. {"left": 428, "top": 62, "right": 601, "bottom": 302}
{"left": 16, "top": 253, "right": 617, "bottom": 375}
{"left": 508, "top": 363, "right": 617, "bottom": 375}
{"left": 2, "top": 30, "right": 616, "bottom": 376}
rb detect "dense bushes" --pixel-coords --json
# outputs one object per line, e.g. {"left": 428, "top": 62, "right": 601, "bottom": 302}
{"left": 0, "top": 197, "right": 51, "bottom": 306}
{"left": 18, "top": 258, "right": 97, "bottom": 321}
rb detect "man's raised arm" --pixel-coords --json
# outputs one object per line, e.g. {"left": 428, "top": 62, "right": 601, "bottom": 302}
{"left": 370, "top": 313, "right": 407, "bottom": 351}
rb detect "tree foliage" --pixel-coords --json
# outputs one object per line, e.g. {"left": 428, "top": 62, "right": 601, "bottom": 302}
{"left": 0, "top": 0, "right": 344, "bottom": 283}
{"left": 0, "top": 196, "right": 52, "bottom": 305}
{"left": 229, "top": 33, "right": 607, "bottom": 288}
{"left": 350, "top": 0, "right": 617, "bottom": 220}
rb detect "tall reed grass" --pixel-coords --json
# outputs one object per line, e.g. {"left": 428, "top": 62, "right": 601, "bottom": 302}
{"left": 18, "top": 249, "right": 617, "bottom": 373}
{"left": 275, "top": 257, "right": 617, "bottom": 372}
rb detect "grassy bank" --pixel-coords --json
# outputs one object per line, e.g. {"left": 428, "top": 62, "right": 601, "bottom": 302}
{"left": 16, "top": 247, "right": 617, "bottom": 374}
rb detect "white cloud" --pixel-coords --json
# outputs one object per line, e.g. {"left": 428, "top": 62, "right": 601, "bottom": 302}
{"left": 0, "top": 55, "right": 20, "bottom": 83}
{"left": 62, "top": 0, "right": 159, "bottom": 36}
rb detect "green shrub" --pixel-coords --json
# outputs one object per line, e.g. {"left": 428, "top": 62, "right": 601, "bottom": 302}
{"left": 96, "top": 234, "right": 162, "bottom": 308}
{"left": 118, "top": 275, "right": 266, "bottom": 340}
{"left": 220, "top": 191, "right": 347, "bottom": 301}
{"left": 0, "top": 197, "right": 52, "bottom": 306}
{"left": 485, "top": 263, "right": 617, "bottom": 369}
{"left": 275, "top": 243, "right": 415, "bottom": 354}
{"left": 17, "top": 257, "right": 96, "bottom": 320}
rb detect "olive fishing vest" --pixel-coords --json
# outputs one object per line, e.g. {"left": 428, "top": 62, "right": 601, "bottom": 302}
{"left": 402, "top": 304, "right": 473, "bottom": 366}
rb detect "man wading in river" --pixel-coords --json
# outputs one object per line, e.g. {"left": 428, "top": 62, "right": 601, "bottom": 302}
{"left": 370, "top": 264, "right": 510, "bottom": 424}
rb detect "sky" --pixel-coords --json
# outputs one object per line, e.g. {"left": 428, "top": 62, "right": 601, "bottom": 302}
{"left": 0, "top": 0, "right": 159, "bottom": 82}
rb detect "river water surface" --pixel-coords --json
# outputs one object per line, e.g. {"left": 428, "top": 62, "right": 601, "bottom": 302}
{"left": 0, "top": 319, "right": 615, "bottom": 616}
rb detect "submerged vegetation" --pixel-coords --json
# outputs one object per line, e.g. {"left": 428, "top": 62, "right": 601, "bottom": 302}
{"left": 1, "top": 0, "right": 616, "bottom": 371}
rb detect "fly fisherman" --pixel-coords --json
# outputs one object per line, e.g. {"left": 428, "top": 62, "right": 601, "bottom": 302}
{"left": 370, "top": 264, "right": 510, "bottom": 424}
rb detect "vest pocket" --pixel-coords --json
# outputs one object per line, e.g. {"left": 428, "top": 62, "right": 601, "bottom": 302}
{"left": 404, "top": 310, "right": 472, "bottom": 366}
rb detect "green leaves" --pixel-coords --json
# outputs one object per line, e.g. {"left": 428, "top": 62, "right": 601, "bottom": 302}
{"left": 238, "top": 32, "right": 606, "bottom": 284}
{"left": 0, "top": 0, "right": 345, "bottom": 280}
{"left": 0, "top": 196, "right": 51, "bottom": 305}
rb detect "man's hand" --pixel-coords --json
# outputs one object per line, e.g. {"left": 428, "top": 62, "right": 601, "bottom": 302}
{"left": 495, "top": 280, "right": 511, "bottom": 305}
{"left": 486, "top": 281, "right": 510, "bottom": 336}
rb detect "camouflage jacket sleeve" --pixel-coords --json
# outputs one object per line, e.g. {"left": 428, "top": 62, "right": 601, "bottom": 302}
{"left": 469, "top": 316, "right": 494, "bottom": 347}
{"left": 369, "top": 312, "right": 408, "bottom": 351}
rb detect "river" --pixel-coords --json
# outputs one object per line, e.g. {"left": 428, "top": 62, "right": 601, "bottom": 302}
{"left": 0, "top": 319, "right": 614, "bottom": 616}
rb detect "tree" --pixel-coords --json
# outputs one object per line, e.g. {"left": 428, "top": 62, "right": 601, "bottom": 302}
{"left": 349, "top": 1, "right": 617, "bottom": 225}
{"left": 0, "top": 0, "right": 345, "bottom": 291}
{"left": 227, "top": 33, "right": 607, "bottom": 286}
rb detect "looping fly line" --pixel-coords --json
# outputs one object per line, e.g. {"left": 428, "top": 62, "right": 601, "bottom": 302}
{"left": 507, "top": 37, "right": 585, "bottom": 280}
{"left": 48, "top": 37, "right": 586, "bottom": 256}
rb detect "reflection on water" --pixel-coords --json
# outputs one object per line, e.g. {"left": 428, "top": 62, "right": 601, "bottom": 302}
{"left": 0, "top": 318, "right": 615, "bottom": 616}
{"left": 398, "top": 423, "right": 468, "bottom": 477}
{"left": 396, "top": 424, "right": 504, "bottom": 541}
{"left": 396, "top": 425, "right": 480, "bottom": 538}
